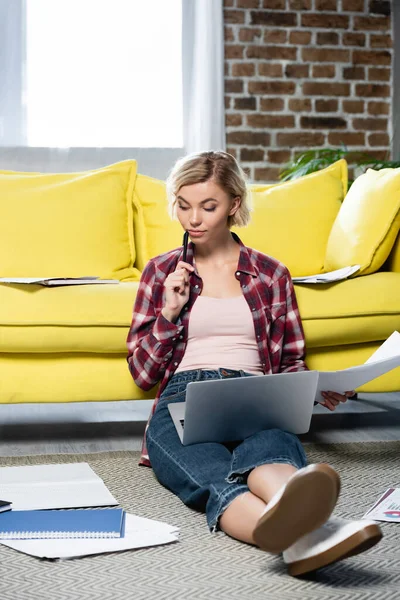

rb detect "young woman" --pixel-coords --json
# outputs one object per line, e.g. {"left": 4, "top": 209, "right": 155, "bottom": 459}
{"left": 127, "top": 151, "right": 382, "bottom": 577}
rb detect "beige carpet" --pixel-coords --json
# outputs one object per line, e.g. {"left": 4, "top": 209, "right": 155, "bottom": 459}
{"left": 0, "top": 442, "right": 399, "bottom": 600}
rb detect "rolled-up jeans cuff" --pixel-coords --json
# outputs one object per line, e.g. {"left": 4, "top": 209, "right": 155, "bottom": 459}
{"left": 226, "top": 457, "right": 304, "bottom": 484}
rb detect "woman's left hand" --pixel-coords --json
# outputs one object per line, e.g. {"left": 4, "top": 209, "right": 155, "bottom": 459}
{"left": 320, "top": 390, "right": 355, "bottom": 412}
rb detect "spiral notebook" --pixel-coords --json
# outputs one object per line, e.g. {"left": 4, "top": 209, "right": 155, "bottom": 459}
{"left": 0, "top": 508, "right": 125, "bottom": 540}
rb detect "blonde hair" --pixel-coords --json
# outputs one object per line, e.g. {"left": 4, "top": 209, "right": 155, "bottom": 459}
{"left": 166, "top": 151, "right": 251, "bottom": 228}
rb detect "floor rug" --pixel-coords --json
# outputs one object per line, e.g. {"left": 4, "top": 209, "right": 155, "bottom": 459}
{"left": 0, "top": 442, "right": 399, "bottom": 600}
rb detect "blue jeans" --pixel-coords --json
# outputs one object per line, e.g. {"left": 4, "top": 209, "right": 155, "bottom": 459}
{"left": 146, "top": 368, "right": 308, "bottom": 532}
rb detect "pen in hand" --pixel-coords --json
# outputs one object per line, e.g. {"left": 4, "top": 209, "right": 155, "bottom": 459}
{"left": 182, "top": 231, "right": 189, "bottom": 262}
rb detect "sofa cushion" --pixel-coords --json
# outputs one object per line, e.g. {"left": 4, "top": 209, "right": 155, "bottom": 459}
{"left": 0, "top": 161, "right": 140, "bottom": 280}
{"left": 324, "top": 166, "right": 400, "bottom": 275}
{"left": 133, "top": 174, "right": 182, "bottom": 271}
{"left": 294, "top": 272, "right": 400, "bottom": 348}
{"left": 0, "top": 282, "right": 139, "bottom": 352}
{"left": 232, "top": 159, "right": 348, "bottom": 277}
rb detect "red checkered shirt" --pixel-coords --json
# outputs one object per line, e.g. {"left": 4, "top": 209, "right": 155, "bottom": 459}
{"left": 126, "top": 233, "right": 308, "bottom": 467}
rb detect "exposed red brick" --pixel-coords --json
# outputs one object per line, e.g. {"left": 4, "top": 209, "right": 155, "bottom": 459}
{"left": 289, "top": 0, "right": 312, "bottom": 8}
{"left": 289, "top": 30, "right": 312, "bottom": 45}
{"left": 368, "top": 132, "right": 390, "bottom": 146}
{"left": 342, "top": 0, "right": 364, "bottom": 10}
{"left": 368, "top": 67, "right": 391, "bottom": 81}
{"left": 258, "top": 63, "right": 283, "bottom": 77}
{"left": 301, "top": 116, "right": 346, "bottom": 129}
{"left": 232, "top": 63, "right": 256, "bottom": 77}
{"left": 247, "top": 45, "right": 297, "bottom": 60}
{"left": 303, "top": 82, "right": 350, "bottom": 96}
{"left": 315, "top": 0, "right": 337, "bottom": 9}
{"left": 342, "top": 32, "right": 365, "bottom": 47}
{"left": 354, "top": 16, "right": 390, "bottom": 31}
{"left": 226, "top": 146, "right": 237, "bottom": 159}
{"left": 248, "top": 80, "right": 296, "bottom": 94}
{"left": 237, "top": 0, "right": 260, "bottom": 7}
{"left": 263, "top": 0, "right": 286, "bottom": 7}
{"left": 268, "top": 150, "right": 292, "bottom": 163}
{"left": 260, "top": 97, "right": 285, "bottom": 111}
{"left": 240, "top": 148, "right": 265, "bottom": 161}
{"left": 264, "top": 29, "right": 287, "bottom": 44}
{"left": 251, "top": 11, "right": 297, "bottom": 26}
{"left": 225, "top": 79, "right": 244, "bottom": 93}
{"left": 370, "top": 34, "right": 393, "bottom": 48}
{"left": 224, "top": 26, "right": 235, "bottom": 43}
{"left": 356, "top": 83, "right": 390, "bottom": 97}
{"left": 328, "top": 132, "right": 365, "bottom": 145}
{"left": 276, "top": 132, "right": 325, "bottom": 146}
{"left": 285, "top": 64, "right": 309, "bottom": 78}
{"left": 224, "top": 0, "right": 235, "bottom": 6}
{"left": 301, "top": 14, "right": 349, "bottom": 29}
{"left": 302, "top": 48, "right": 350, "bottom": 62}
{"left": 353, "top": 118, "right": 387, "bottom": 131}
{"left": 224, "top": 63, "right": 230, "bottom": 77}
{"left": 224, "top": 10, "right": 246, "bottom": 24}
{"left": 315, "top": 99, "right": 339, "bottom": 112}
{"left": 234, "top": 97, "right": 257, "bottom": 110}
{"left": 353, "top": 50, "right": 391, "bottom": 66}
{"left": 247, "top": 114, "right": 295, "bottom": 128}
{"left": 226, "top": 131, "right": 271, "bottom": 145}
{"left": 288, "top": 98, "right": 312, "bottom": 111}
{"left": 225, "top": 96, "right": 231, "bottom": 110}
{"left": 343, "top": 66, "right": 365, "bottom": 80}
{"left": 312, "top": 65, "right": 336, "bottom": 78}
{"left": 238, "top": 28, "right": 262, "bottom": 42}
{"left": 316, "top": 32, "right": 339, "bottom": 45}
{"left": 368, "top": 101, "right": 390, "bottom": 116}
{"left": 254, "top": 167, "right": 281, "bottom": 182}
{"left": 225, "top": 45, "right": 245, "bottom": 59}
{"left": 226, "top": 114, "right": 243, "bottom": 127}
{"left": 342, "top": 100, "right": 365, "bottom": 113}
{"left": 369, "top": 1, "right": 391, "bottom": 16}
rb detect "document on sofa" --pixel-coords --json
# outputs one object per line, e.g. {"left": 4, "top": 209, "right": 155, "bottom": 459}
{"left": 0, "top": 277, "right": 119, "bottom": 286}
{"left": 292, "top": 265, "right": 360, "bottom": 283}
{"left": 315, "top": 352, "right": 400, "bottom": 403}
{"left": 0, "top": 514, "right": 180, "bottom": 559}
{"left": 0, "top": 463, "right": 118, "bottom": 510}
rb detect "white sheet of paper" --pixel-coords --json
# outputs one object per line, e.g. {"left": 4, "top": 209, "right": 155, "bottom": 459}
{"left": 0, "top": 514, "right": 180, "bottom": 559}
{"left": 365, "top": 331, "right": 400, "bottom": 364}
{"left": 292, "top": 265, "right": 360, "bottom": 284}
{"left": 0, "top": 463, "right": 118, "bottom": 510}
{"left": 0, "top": 277, "right": 118, "bottom": 286}
{"left": 363, "top": 488, "right": 400, "bottom": 522}
{"left": 315, "top": 353, "right": 400, "bottom": 403}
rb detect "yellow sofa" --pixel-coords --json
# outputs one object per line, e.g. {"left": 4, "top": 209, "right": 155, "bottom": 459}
{"left": 0, "top": 159, "right": 399, "bottom": 405}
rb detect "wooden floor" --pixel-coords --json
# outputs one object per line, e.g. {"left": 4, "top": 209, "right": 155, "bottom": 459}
{"left": 0, "top": 392, "right": 400, "bottom": 456}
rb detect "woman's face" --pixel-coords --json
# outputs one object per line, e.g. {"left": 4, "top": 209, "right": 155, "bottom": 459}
{"left": 176, "top": 179, "right": 240, "bottom": 244}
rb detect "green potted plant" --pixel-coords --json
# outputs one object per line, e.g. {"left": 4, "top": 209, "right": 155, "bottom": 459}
{"left": 280, "top": 147, "right": 400, "bottom": 189}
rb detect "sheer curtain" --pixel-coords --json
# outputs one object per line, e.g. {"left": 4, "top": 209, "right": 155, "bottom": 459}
{"left": 0, "top": 0, "right": 225, "bottom": 178}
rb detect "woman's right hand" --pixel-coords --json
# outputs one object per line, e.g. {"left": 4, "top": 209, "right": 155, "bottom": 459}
{"left": 162, "top": 261, "right": 194, "bottom": 322}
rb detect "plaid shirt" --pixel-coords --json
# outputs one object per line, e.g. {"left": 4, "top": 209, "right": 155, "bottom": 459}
{"left": 126, "top": 233, "right": 308, "bottom": 467}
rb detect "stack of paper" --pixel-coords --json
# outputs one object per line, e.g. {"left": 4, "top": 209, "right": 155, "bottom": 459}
{"left": 292, "top": 265, "right": 360, "bottom": 284}
{"left": 0, "top": 277, "right": 119, "bottom": 286}
{"left": 0, "top": 462, "right": 179, "bottom": 559}
{"left": 1, "top": 514, "right": 179, "bottom": 559}
{"left": 363, "top": 488, "right": 400, "bottom": 523}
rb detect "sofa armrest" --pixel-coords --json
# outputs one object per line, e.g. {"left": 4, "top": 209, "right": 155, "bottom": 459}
{"left": 386, "top": 230, "right": 400, "bottom": 272}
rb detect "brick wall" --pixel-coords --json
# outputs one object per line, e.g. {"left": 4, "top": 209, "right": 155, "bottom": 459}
{"left": 224, "top": 0, "right": 393, "bottom": 181}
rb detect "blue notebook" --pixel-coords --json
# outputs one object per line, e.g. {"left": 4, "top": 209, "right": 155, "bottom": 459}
{"left": 0, "top": 508, "right": 125, "bottom": 540}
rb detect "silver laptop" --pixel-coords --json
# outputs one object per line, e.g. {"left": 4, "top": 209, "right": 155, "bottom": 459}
{"left": 168, "top": 370, "right": 319, "bottom": 445}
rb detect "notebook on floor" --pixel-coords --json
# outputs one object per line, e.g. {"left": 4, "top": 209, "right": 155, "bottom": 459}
{"left": 0, "top": 508, "right": 125, "bottom": 540}
{"left": 168, "top": 370, "right": 319, "bottom": 445}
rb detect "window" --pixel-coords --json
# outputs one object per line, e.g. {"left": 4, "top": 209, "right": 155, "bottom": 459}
{"left": 25, "top": 0, "right": 183, "bottom": 147}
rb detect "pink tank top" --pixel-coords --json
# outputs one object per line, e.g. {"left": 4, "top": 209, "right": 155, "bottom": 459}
{"left": 175, "top": 295, "right": 264, "bottom": 375}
